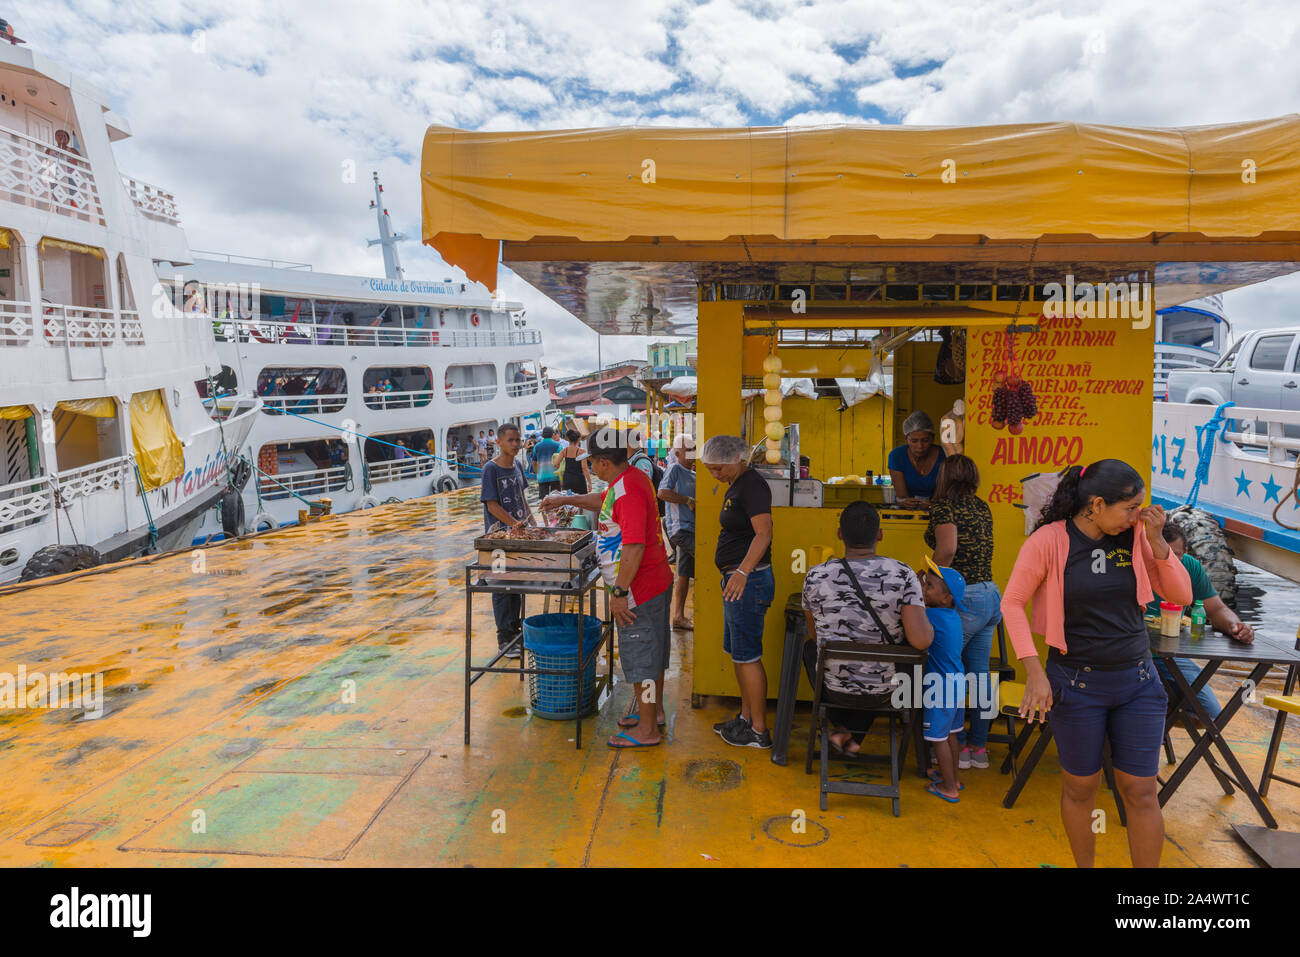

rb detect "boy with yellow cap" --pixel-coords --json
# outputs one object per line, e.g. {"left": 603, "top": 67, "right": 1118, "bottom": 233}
{"left": 920, "top": 556, "right": 967, "bottom": 803}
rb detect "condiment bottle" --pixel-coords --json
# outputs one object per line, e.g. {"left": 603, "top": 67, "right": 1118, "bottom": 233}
{"left": 1159, "top": 601, "right": 1182, "bottom": 638}
{"left": 1189, "top": 600, "right": 1206, "bottom": 639}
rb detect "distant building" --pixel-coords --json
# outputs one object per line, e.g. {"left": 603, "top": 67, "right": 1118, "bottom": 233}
{"left": 549, "top": 360, "right": 646, "bottom": 412}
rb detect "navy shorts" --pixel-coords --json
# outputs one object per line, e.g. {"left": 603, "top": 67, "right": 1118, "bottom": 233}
{"left": 721, "top": 566, "right": 774, "bottom": 664}
{"left": 1046, "top": 657, "right": 1168, "bottom": 778}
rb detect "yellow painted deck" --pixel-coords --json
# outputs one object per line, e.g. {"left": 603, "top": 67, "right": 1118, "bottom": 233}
{"left": 0, "top": 488, "right": 1295, "bottom": 867}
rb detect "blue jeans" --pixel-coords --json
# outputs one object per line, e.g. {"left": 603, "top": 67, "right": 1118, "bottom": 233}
{"left": 956, "top": 580, "right": 1002, "bottom": 750}
{"left": 721, "top": 566, "right": 774, "bottom": 664}
{"left": 1154, "top": 656, "right": 1222, "bottom": 721}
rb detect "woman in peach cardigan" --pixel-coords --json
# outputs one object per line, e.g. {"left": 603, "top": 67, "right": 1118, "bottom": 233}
{"left": 1002, "top": 459, "right": 1191, "bottom": 868}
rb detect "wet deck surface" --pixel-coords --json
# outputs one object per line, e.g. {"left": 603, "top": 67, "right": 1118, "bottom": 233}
{"left": 0, "top": 488, "right": 1296, "bottom": 867}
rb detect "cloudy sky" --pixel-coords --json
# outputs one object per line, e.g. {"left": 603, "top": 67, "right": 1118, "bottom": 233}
{"left": 13, "top": 0, "right": 1300, "bottom": 376}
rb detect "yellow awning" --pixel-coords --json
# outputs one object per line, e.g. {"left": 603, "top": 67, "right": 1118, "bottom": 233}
{"left": 421, "top": 117, "right": 1300, "bottom": 290}
{"left": 39, "top": 237, "right": 105, "bottom": 259}
{"left": 56, "top": 397, "right": 116, "bottom": 417}
{"left": 0, "top": 228, "right": 11, "bottom": 250}
{"left": 129, "top": 390, "right": 184, "bottom": 492}
{"left": 0, "top": 404, "right": 31, "bottom": 419}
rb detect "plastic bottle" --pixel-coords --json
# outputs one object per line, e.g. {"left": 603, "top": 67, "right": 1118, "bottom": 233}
{"left": 1190, "top": 600, "right": 1206, "bottom": 639}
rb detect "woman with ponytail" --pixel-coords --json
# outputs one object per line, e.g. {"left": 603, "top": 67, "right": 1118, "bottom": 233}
{"left": 1001, "top": 459, "right": 1191, "bottom": 867}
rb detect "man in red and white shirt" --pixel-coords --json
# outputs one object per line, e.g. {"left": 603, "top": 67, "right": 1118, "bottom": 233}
{"left": 543, "top": 429, "right": 672, "bottom": 749}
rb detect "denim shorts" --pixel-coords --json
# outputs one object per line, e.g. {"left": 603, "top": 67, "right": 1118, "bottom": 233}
{"left": 721, "top": 566, "right": 774, "bottom": 664}
{"left": 618, "top": 588, "right": 671, "bottom": 684}
{"left": 1046, "top": 656, "right": 1168, "bottom": 778}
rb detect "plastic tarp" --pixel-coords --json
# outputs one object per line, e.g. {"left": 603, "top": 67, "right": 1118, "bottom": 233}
{"left": 129, "top": 390, "right": 184, "bottom": 492}
{"left": 38, "top": 237, "right": 104, "bottom": 259}
{"left": 0, "top": 404, "right": 30, "bottom": 419}
{"left": 0, "top": 228, "right": 10, "bottom": 250}
{"left": 56, "top": 397, "right": 115, "bottom": 417}
{"left": 661, "top": 375, "right": 697, "bottom": 400}
{"left": 422, "top": 118, "right": 1300, "bottom": 288}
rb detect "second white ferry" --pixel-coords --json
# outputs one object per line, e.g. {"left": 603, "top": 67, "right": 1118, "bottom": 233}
{"left": 173, "top": 175, "right": 547, "bottom": 539}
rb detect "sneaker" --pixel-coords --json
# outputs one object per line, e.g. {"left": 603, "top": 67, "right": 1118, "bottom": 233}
{"left": 713, "top": 713, "right": 747, "bottom": 736}
{"left": 500, "top": 644, "right": 522, "bottom": 660}
{"left": 721, "top": 721, "right": 772, "bottom": 749}
{"left": 969, "top": 747, "right": 989, "bottom": 769}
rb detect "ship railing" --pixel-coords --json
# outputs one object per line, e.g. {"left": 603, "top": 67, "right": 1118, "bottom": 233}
{"left": 0, "top": 298, "right": 34, "bottom": 345}
{"left": 211, "top": 317, "right": 541, "bottom": 349}
{"left": 193, "top": 250, "right": 312, "bottom": 270}
{"left": 119, "top": 309, "right": 145, "bottom": 345}
{"left": 506, "top": 378, "right": 540, "bottom": 397}
{"left": 261, "top": 394, "right": 347, "bottom": 416}
{"left": 54, "top": 456, "right": 131, "bottom": 503}
{"left": 258, "top": 465, "right": 348, "bottom": 500}
{"left": 0, "top": 125, "right": 105, "bottom": 224}
{"left": 120, "top": 175, "right": 180, "bottom": 225}
{"left": 367, "top": 456, "right": 439, "bottom": 484}
{"left": 0, "top": 474, "right": 53, "bottom": 531}
{"left": 362, "top": 389, "right": 433, "bottom": 410}
{"left": 446, "top": 384, "right": 498, "bottom": 404}
{"left": 1215, "top": 404, "right": 1300, "bottom": 462}
{"left": 41, "top": 304, "right": 120, "bottom": 347}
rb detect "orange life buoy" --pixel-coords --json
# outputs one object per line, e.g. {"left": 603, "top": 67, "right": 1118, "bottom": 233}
{"left": 471, "top": 312, "right": 479, "bottom": 327}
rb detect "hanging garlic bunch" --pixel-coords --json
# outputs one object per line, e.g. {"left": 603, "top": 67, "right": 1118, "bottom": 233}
{"left": 762, "top": 353, "right": 784, "bottom": 464}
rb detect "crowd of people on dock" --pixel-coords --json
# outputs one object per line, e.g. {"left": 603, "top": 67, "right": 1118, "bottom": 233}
{"left": 476, "top": 415, "right": 1257, "bottom": 868}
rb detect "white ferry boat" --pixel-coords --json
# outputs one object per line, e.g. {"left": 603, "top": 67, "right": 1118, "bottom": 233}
{"left": 1153, "top": 294, "right": 1229, "bottom": 400}
{"left": 0, "top": 34, "right": 258, "bottom": 582}
{"left": 176, "top": 176, "right": 547, "bottom": 539}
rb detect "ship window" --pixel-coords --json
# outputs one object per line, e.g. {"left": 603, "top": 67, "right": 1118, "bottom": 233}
{"left": 37, "top": 237, "right": 108, "bottom": 310}
{"left": 256, "top": 367, "right": 347, "bottom": 414}
{"left": 1249, "top": 335, "right": 1293, "bottom": 372}
{"left": 0, "top": 230, "right": 28, "bottom": 314}
{"left": 363, "top": 366, "right": 432, "bottom": 409}
{"left": 52, "top": 397, "right": 122, "bottom": 471}
{"left": 364, "top": 429, "right": 435, "bottom": 465}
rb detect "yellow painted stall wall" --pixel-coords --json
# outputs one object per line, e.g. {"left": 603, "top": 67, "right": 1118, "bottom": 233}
{"left": 965, "top": 315, "right": 1156, "bottom": 667}
{"left": 744, "top": 393, "right": 889, "bottom": 480}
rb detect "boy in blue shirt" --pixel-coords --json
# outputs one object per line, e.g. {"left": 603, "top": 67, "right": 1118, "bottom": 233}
{"left": 920, "top": 556, "right": 967, "bottom": 803}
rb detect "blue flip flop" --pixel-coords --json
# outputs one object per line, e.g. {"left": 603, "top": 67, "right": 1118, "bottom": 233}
{"left": 926, "top": 769, "right": 965, "bottom": 791}
{"left": 925, "top": 781, "right": 961, "bottom": 803}
{"left": 607, "top": 731, "right": 661, "bottom": 749}
{"left": 618, "top": 712, "right": 667, "bottom": 728}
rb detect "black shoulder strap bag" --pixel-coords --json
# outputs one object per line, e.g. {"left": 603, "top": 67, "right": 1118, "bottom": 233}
{"left": 837, "top": 558, "right": 901, "bottom": 643}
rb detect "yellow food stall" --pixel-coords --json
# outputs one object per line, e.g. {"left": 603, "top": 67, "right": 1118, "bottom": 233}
{"left": 420, "top": 119, "right": 1300, "bottom": 703}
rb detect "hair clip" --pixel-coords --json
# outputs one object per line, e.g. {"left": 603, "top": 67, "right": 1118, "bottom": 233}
{"left": 1079, "top": 465, "right": 1087, "bottom": 477}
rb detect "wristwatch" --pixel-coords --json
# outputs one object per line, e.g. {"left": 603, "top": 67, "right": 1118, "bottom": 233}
{"left": 610, "top": 586, "right": 630, "bottom": 598}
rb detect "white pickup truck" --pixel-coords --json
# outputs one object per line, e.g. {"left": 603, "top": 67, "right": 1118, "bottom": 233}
{"left": 1165, "top": 326, "right": 1300, "bottom": 409}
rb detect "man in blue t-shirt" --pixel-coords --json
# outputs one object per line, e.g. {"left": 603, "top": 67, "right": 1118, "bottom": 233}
{"left": 657, "top": 436, "right": 696, "bottom": 630}
{"left": 480, "top": 423, "right": 534, "bottom": 658}
{"left": 531, "top": 427, "right": 563, "bottom": 500}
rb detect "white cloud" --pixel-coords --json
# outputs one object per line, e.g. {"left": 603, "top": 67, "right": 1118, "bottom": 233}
{"left": 9, "top": 0, "right": 1300, "bottom": 374}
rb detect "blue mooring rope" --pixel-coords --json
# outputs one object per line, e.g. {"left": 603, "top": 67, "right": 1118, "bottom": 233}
{"left": 1185, "top": 401, "right": 1235, "bottom": 509}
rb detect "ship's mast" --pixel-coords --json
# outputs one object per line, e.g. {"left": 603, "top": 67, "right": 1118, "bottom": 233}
{"left": 367, "top": 171, "right": 406, "bottom": 281}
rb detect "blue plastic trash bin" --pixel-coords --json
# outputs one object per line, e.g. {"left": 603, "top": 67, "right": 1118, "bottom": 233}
{"left": 522, "top": 613, "right": 603, "bottom": 720}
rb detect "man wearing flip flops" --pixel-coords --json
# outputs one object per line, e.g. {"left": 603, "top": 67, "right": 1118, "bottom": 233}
{"left": 543, "top": 428, "right": 673, "bottom": 749}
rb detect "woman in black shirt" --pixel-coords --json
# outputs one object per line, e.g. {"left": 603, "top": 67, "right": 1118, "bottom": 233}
{"left": 700, "top": 434, "right": 774, "bottom": 749}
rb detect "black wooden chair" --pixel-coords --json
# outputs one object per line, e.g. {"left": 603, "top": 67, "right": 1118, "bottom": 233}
{"left": 804, "top": 640, "right": 927, "bottom": 816}
{"left": 982, "top": 622, "right": 1021, "bottom": 768}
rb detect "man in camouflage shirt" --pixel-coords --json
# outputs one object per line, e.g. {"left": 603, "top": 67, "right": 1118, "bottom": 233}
{"left": 801, "top": 502, "right": 934, "bottom": 754}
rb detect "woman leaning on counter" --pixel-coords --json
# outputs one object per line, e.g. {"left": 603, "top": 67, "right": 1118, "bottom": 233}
{"left": 700, "top": 434, "right": 774, "bottom": 750}
{"left": 888, "top": 410, "right": 945, "bottom": 507}
{"left": 1002, "top": 459, "right": 1191, "bottom": 868}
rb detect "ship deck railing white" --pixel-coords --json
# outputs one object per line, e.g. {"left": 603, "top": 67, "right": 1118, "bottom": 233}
{"left": 1216, "top": 404, "right": 1300, "bottom": 460}
{"left": 0, "top": 474, "right": 53, "bottom": 531}
{"left": 262, "top": 394, "right": 348, "bottom": 416}
{"left": 1154, "top": 342, "right": 1219, "bottom": 399}
{"left": 362, "top": 389, "right": 433, "bottom": 410}
{"left": 0, "top": 300, "right": 145, "bottom": 347}
{"left": 258, "top": 465, "right": 349, "bottom": 500}
{"left": 120, "top": 175, "right": 180, "bottom": 225}
{"left": 212, "top": 318, "right": 541, "bottom": 349}
{"left": 0, "top": 123, "right": 104, "bottom": 225}
{"left": 193, "top": 250, "right": 312, "bottom": 270}
{"left": 367, "top": 456, "right": 439, "bottom": 484}
{"left": 506, "top": 378, "right": 541, "bottom": 397}
{"left": 446, "top": 384, "right": 498, "bottom": 404}
{"left": 0, "top": 456, "right": 141, "bottom": 533}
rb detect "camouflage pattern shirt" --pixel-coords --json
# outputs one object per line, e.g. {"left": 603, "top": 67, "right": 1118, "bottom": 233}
{"left": 801, "top": 556, "right": 924, "bottom": 696}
